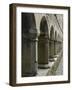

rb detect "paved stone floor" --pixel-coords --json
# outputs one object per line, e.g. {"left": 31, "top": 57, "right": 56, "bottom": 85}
{"left": 37, "top": 68, "right": 49, "bottom": 76}
{"left": 36, "top": 52, "right": 63, "bottom": 76}
{"left": 56, "top": 57, "right": 63, "bottom": 75}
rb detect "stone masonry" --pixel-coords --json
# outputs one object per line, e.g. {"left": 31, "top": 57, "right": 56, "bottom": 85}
{"left": 21, "top": 13, "right": 63, "bottom": 77}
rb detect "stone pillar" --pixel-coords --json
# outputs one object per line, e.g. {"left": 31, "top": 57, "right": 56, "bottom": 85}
{"left": 56, "top": 41, "right": 58, "bottom": 55}
{"left": 54, "top": 40, "right": 56, "bottom": 55}
{"left": 61, "top": 42, "right": 62, "bottom": 50}
{"left": 58, "top": 41, "right": 60, "bottom": 53}
{"left": 49, "top": 40, "right": 54, "bottom": 58}
{"left": 54, "top": 40, "right": 58, "bottom": 55}
{"left": 59, "top": 42, "right": 60, "bottom": 52}
{"left": 59, "top": 41, "right": 62, "bottom": 52}
{"left": 48, "top": 40, "right": 50, "bottom": 58}
{"left": 38, "top": 34, "right": 49, "bottom": 69}
{"left": 22, "top": 29, "right": 38, "bottom": 77}
{"left": 57, "top": 41, "right": 59, "bottom": 53}
{"left": 21, "top": 13, "right": 38, "bottom": 77}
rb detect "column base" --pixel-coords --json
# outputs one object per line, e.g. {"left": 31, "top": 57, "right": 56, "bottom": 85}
{"left": 49, "top": 54, "right": 59, "bottom": 58}
{"left": 54, "top": 54, "right": 59, "bottom": 57}
{"left": 22, "top": 72, "right": 37, "bottom": 77}
{"left": 38, "top": 64, "right": 50, "bottom": 69}
{"left": 49, "top": 58, "right": 55, "bottom": 62}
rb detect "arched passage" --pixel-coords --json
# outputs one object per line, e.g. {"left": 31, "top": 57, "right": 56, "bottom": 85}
{"left": 49, "top": 26, "right": 54, "bottom": 58}
{"left": 38, "top": 16, "right": 49, "bottom": 69}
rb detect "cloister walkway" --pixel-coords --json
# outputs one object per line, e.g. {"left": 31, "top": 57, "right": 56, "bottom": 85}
{"left": 37, "top": 50, "right": 63, "bottom": 76}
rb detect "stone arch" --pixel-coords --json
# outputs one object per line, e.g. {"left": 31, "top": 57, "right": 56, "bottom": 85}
{"left": 40, "top": 17, "right": 49, "bottom": 36}
{"left": 22, "top": 13, "right": 38, "bottom": 77}
{"left": 49, "top": 25, "right": 55, "bottom": 58}
{"left": 38, "top": 16, "right": 49, "bottom": 69}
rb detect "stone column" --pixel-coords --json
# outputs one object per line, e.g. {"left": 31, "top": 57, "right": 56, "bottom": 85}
{"left": 38, "top": 34, "right": 49, "bottom": 69}
{"left": 61, "top": 42, "right": 62, "bottom": 50}
{"left": 48, "top": 39, "right": 50, "bottom": 58}
{"left": 54, "top": 40, "right": 58, "bottom": 55}
{"left": 49, "top": 40, "right": 54, "bottom": 58}
{"left": 22, "top": 29, "right": 38, "bottom": 77}
{"left": 57, "top": 41, "right": 59, "bottom": 53}
{"left": 56, "top": 41, "right": 58, "bottom": 55}
{"left": 54, "top": 40, "right": 56, "bottom": 55}
{"left": 21, "top": 13, "right": 38, "bottom": 77}
{"left": 59, "top": 42, "right": 60, "bottom": 52}
{"left": 59, "top": 41, "right": 62, "bottom": 52}
{"left": 58, "top": 41, "right": 60, "bottom": 53}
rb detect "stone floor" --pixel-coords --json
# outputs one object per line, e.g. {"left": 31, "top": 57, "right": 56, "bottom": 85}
{"left": 36, "top": 51, "right": 63, "bottom": 76}
{"left": 56, "top": 57, "right": 63, "bottom": 75}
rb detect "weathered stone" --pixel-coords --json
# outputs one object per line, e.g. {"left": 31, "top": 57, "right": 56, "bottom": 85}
{"left": 38, "top": 35, "right": 49, "bottom": 68}
{"left": 21, "top": 13, "right": 38, "bottom": 77}
{"left": 38, "top": 16, "right": 49, "bottom": 69}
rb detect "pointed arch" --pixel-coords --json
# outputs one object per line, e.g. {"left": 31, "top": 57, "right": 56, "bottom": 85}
{"left": 40, "top": 16, "right": 49, "bottom": 36}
